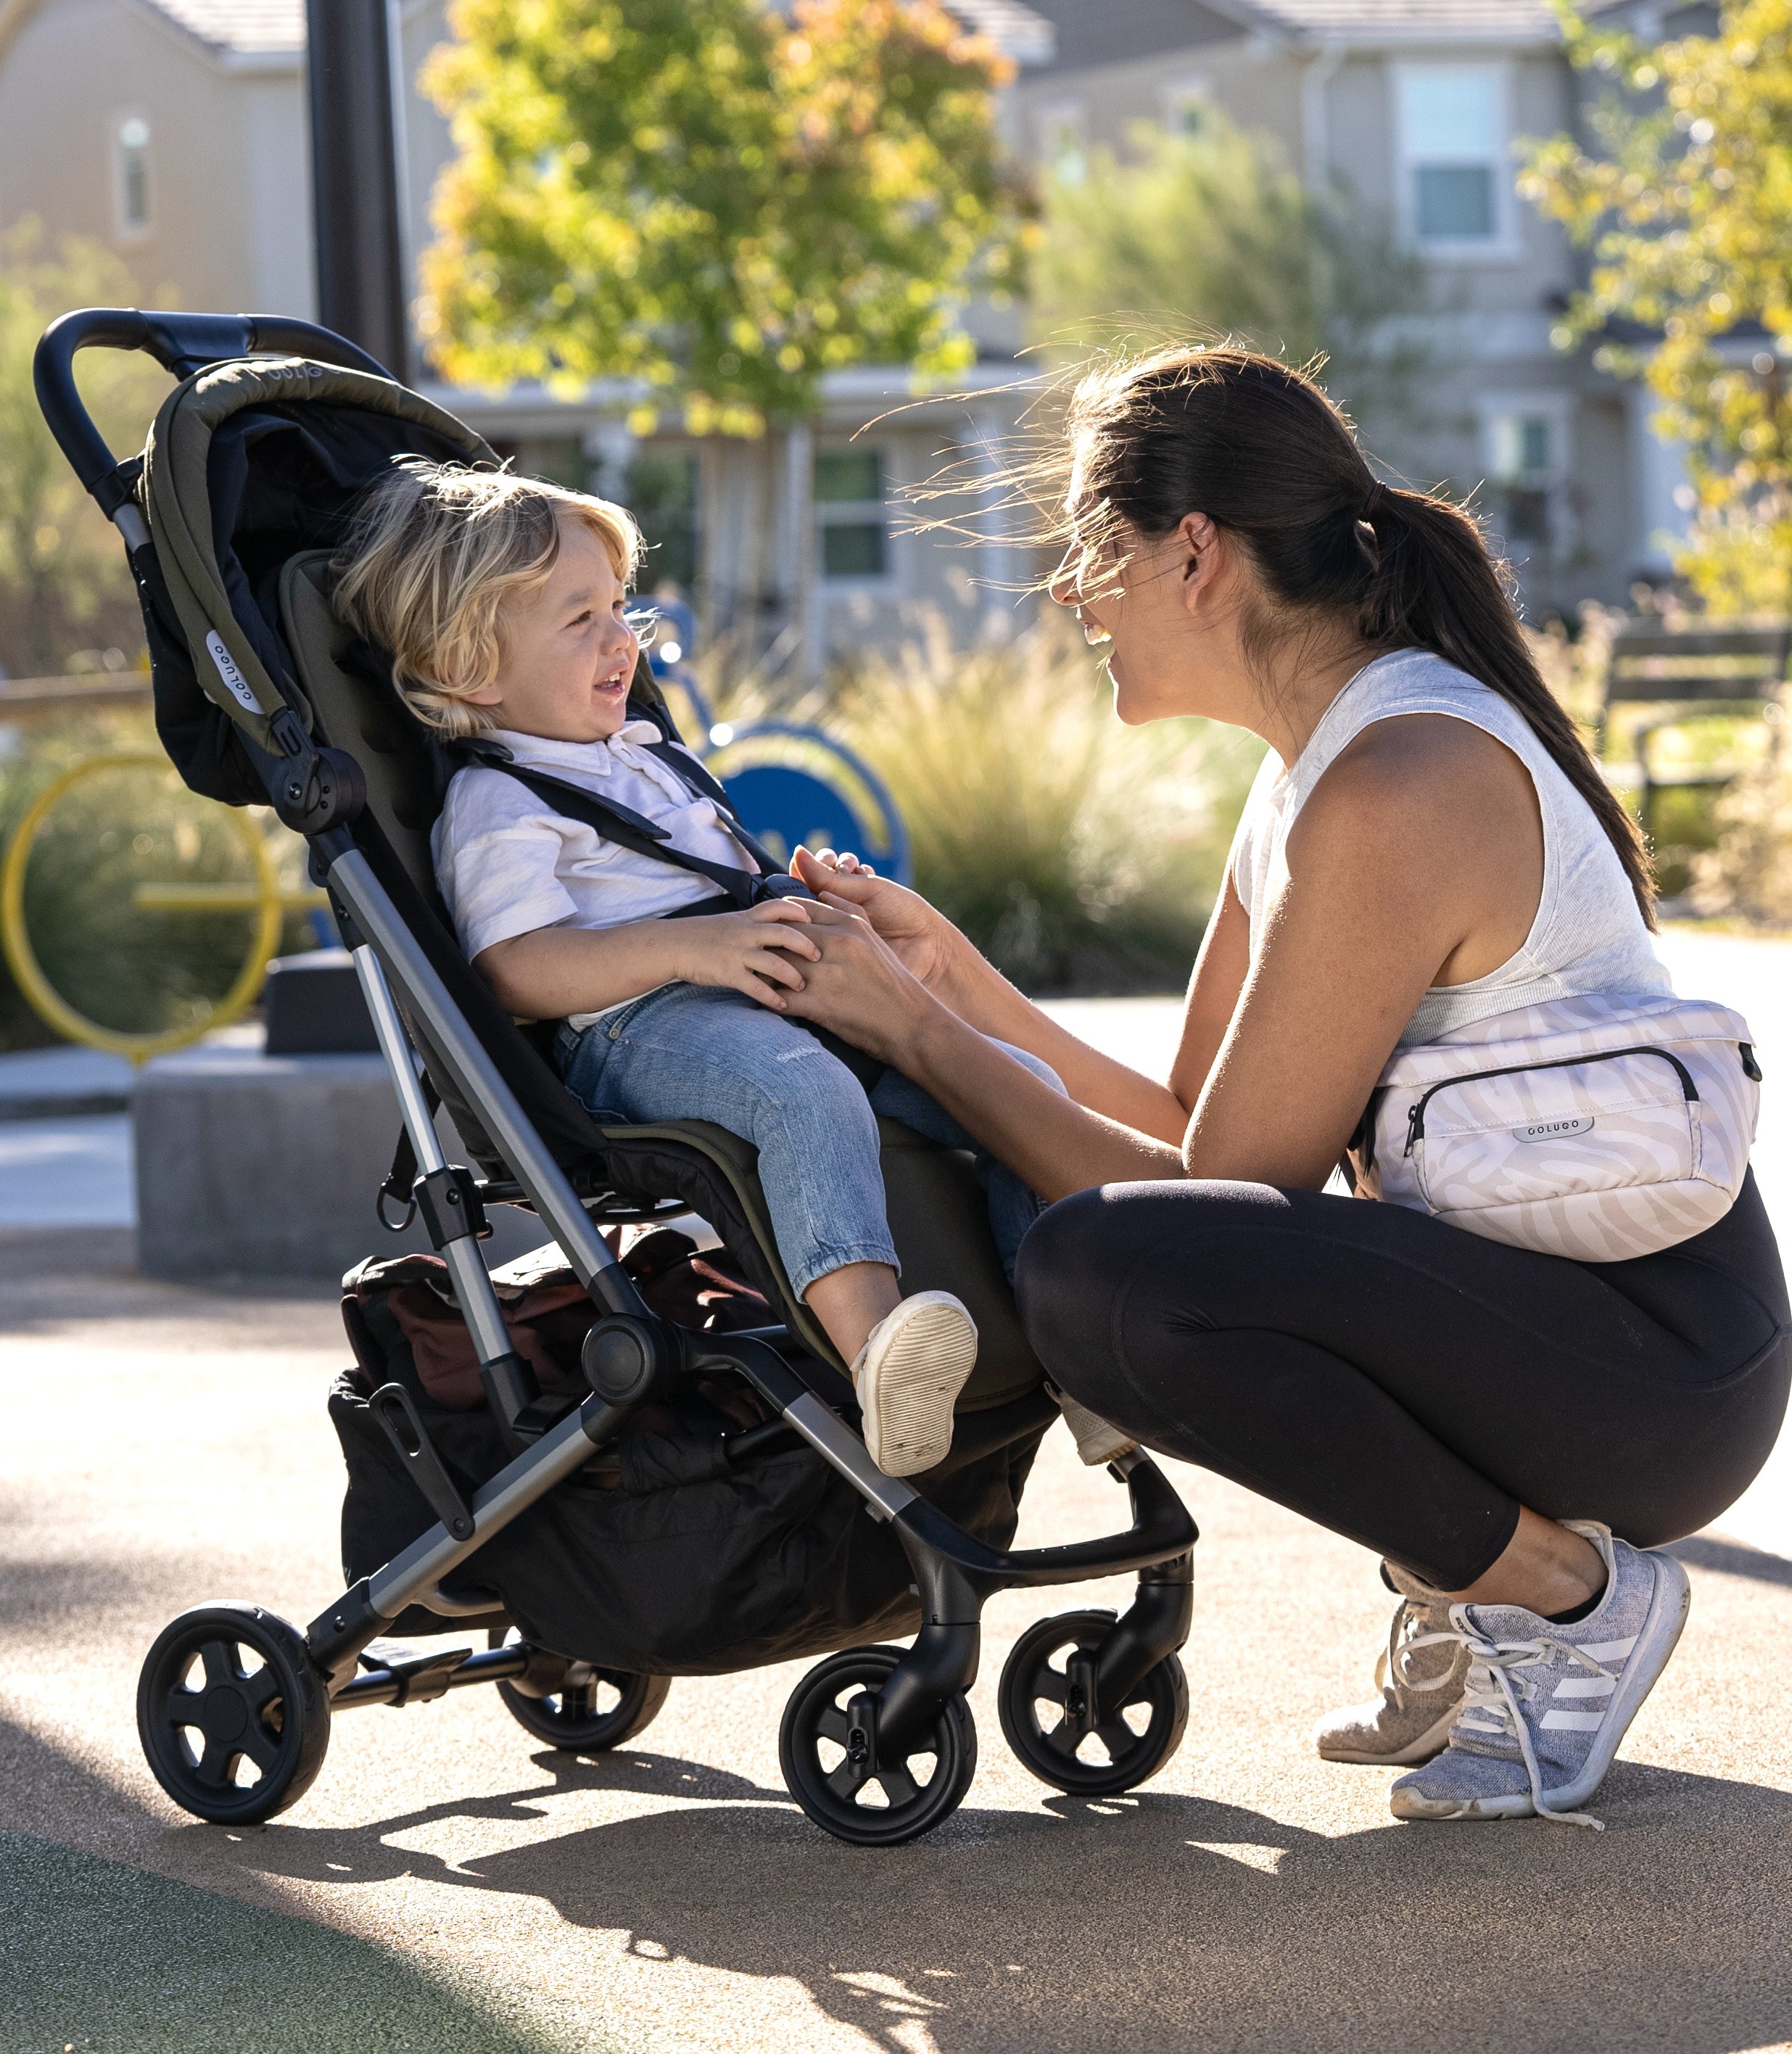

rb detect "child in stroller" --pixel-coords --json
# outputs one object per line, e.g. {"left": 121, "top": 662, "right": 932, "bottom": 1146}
{"left": 333, "top": 458, "right": 1098, "bottom": 1476}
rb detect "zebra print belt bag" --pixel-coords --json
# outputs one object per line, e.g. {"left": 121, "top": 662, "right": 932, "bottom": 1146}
{"left": 1352, "top": 993, "right": 1762, "bottom": 1262}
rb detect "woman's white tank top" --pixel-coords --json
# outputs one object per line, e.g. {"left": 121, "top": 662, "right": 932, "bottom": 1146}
{"left": 1228, "top": 647, "right": 1672, "bottom": 1047}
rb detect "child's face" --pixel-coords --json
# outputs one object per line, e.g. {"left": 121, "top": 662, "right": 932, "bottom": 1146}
{"left": 467, "top": 511, "right": 640, "bottom": 742}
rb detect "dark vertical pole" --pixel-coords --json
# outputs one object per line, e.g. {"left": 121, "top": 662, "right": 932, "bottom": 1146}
{"left": 304, "top": 0, "right": 408, "bottom": 380}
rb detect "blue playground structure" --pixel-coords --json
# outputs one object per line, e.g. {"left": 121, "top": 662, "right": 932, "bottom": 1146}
{"left": 632, "top": 606, "right": 912, "bottom": 888}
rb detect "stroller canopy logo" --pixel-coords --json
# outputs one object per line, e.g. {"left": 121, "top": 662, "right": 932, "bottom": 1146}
{"left": 205, "top": 630, "right": 261, "bottom": 713}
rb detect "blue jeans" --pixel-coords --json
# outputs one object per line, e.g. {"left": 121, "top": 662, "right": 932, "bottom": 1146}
{"left": 555, "top": 984, "right": 1061, "bottom": 1298}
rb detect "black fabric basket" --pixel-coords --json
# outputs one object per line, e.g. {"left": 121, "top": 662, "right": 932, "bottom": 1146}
{"left": 331, "top": 1269, "right": 1044, "bottom": 1675}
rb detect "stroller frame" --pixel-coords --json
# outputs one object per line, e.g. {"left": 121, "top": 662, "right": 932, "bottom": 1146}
{"left": 36, "top": 308, "right": 1198, "bottom": 1847}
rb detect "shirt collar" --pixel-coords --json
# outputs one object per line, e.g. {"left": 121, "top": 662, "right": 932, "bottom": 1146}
{"left": 488, "top": 720, "right": 666, "bottom": 776}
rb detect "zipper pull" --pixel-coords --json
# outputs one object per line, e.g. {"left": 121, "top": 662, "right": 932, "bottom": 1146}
{"left": 1403, "top": 1102, "right": 1423, "bottom": 1158}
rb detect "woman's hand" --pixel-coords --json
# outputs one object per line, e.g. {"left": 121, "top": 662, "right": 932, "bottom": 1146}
{"left": 670, "top": 899, "right": 820, "bottom": 1012}
{"left": 777, "top": 897, "right": 941, "bottom": 1063}
{"left": 790, "top": 845, "right": 960, "bottom": 991}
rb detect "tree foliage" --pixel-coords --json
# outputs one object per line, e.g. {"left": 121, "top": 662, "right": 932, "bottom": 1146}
{"left": 0, "top": 223, "right": 160, "bottom": 676}
{"left": 1521, "top": 1, "right": 1792, "bottom": 611}
{"left": 1029, "top": 117, "right": 1434, "bottom": 431}
{"left": 419, "top": 0, "right": 1021, "bottom": 434}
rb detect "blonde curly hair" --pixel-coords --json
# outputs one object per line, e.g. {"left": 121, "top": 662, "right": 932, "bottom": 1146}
{"left": 331, "top": 461, "right": 643, "bottom": 738}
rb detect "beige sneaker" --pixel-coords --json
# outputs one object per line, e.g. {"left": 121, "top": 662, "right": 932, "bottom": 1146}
{"left": 1049, "top": 1383, "right": 1136, "bottom": 1466}
{"left": 853, "top": 1291, "right": 978, "bottom": 1477}
{"left": 1313, "top": 1562, "right": 1470, "bottom": 1766}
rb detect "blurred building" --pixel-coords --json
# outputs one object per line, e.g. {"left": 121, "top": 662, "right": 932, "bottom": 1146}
{"left": 0, "top": 0, "right": 1710, "bottom": 654}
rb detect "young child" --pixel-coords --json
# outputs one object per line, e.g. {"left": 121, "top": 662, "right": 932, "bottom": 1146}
{"left": 334, "top": 461, "right": 1073, "bottom": 1476}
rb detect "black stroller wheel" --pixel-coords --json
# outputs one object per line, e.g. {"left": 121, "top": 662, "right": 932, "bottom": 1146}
{"left": 998, "top": 1609, "right": 1189, "bottom": 1797}
{"left": 487, "top": 1630, "right": 670, "bottom": 1750}
{"left": 137, "top": 1602, "right": 331, "bottom": 1825}
{"left": 779, "top": 1644, "right": 976, "bottom": 1847}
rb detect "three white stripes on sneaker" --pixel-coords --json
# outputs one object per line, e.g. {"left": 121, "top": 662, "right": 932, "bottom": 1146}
{"left": 1458, "top": 1633, "right": 1637, "bottom": 1737}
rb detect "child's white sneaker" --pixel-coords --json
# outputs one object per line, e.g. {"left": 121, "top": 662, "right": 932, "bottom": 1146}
{"left": 853, "top": 1291, "right": 978, "bottom": 1477}
{"left": 1049, "top": 1382, "right": 1136, "bottom": 1466}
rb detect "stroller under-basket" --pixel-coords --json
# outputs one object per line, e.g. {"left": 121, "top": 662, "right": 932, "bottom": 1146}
{"left": 36, "top": 308, "right": 1197, "bottom": 1846}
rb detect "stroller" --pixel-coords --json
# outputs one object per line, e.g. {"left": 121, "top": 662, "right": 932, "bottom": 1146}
{"left": 36, "top": 308, "right": 1197, "bottom": 1847}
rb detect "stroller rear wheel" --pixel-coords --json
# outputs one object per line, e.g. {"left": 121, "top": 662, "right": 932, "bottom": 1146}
{"left": 487, "top": 1630, "right": 670, "bottom": 1751}
{"left": 998, "top": 1609, "right": 1189, "bottom": 1797}
{"left": 779, "top": 1644, "right": 977, "bottom": 1847}
{"left": 137, "top": 1602, "right": 331, "bottom": 1825}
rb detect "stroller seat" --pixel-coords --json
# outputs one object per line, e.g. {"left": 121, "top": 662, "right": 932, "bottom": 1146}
{"left": 276, "top": 548, "right": 1045, "bottom": 1412}
{"left": 35, "top": 306, "right": 1197, "bottom": 1849}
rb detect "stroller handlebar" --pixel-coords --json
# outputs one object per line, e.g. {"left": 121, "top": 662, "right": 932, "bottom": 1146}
{"left": 35, "top": 305, "right": 393, "bottom": 505}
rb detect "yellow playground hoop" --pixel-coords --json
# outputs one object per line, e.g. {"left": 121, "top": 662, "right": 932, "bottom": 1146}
{"left": 0, "top": 753, "right": 316, "bottom": 1062}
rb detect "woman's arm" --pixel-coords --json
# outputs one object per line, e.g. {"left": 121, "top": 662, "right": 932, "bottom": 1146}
{"left": 785, "top": 716, "right": 1543, "bottom": 1200}
{"left": 790, "top": 848, "right": 1250, "bottom": 1147}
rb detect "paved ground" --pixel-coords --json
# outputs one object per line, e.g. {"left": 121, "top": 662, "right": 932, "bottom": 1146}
{"left": 1, "top": 958, "right": 1790, "bottom": 2052}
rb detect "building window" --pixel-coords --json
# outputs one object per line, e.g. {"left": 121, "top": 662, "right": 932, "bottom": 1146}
{"left": 1482, "top": 402, "right": 1568, "bottom": 561}
{"left": 1036, "top": 99, "right": 1088, "bottom": 185}
{"left": 815, "top": 449, "right": 888, "bottom": 581}
{"left": 1395, "top": 66, "right": 1506, "bottom": 247}
{"left": 626, "top": 453, "right": 700, "bottom": 593}
{"left": 1161, "top": 75, "right": 1210, "bottom": 137}
{"left": 114, "top": 115, "right": 151, "bottom": 237}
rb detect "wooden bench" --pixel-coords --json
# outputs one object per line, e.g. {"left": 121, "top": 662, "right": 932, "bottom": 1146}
{"left": 1598, "top": 620, "right": 1791, "bottom": 840}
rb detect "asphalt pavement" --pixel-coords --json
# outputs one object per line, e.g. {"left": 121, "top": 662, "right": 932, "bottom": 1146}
{"left": 0, "top": 965, "right": 1788, "bottom": 2052}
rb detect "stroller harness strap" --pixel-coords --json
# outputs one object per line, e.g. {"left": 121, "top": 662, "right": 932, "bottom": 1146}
{"left": 473, "top": 752, "right": 801, "bottom": 915}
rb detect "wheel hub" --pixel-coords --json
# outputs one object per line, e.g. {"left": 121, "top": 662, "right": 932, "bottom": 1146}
{"left": 200, "top": 1684, "right": 249, "bottom": 1744}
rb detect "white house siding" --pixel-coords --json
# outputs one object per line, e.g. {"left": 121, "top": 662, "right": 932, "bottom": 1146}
{"left": 0, "top": 0, "right": 304, "bottom": 316}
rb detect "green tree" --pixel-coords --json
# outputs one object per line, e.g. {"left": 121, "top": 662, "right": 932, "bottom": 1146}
{"left": 419, "top": 0, "right": 1020, "bottom": 431}
{"left": 0, "top": 223, "right": 160, "bottom": 678}
{"left": 1030, "top": 117, "right": 1434, "bottom": 432}
{"left": 1521, "top": 0, "right": 1792, "bottom": 611}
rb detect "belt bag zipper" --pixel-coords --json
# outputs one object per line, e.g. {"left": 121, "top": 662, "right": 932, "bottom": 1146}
{"left": 1403, "top": 1044, "right": 1700, "bottom": 1159}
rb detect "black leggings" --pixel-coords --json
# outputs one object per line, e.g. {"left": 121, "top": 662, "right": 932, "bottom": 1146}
{"left": 1015, "top": 1172, "right": 1792, "bottom": 1590}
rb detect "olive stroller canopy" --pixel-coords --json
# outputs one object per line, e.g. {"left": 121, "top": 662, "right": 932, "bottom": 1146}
{"left": 138, "top": 358, "right": 493, "bottom": 804}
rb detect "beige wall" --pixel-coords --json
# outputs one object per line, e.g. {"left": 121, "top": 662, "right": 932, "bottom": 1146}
{"left": 0, "top": 0, "right": 311, "bottom": 317}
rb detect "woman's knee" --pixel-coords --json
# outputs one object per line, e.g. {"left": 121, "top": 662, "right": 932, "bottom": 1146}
{"left": 1015, "top": 1187, "right": 1123, "bottom": 1348}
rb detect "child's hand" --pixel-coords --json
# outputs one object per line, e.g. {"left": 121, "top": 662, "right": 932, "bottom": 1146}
{"left": 673, "top": 899, "right": 819, "bottom": 1010}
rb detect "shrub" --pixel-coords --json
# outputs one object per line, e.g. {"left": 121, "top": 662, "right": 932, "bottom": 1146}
{"left": 698, "top": 612, "right": 1262, "bottom": 993}
{"left": 0, "top": 224, "right": 163, "bottom": 679}
{"left": 0, "top": 713, "right": 315, "bottom": 1050}
{"left": 1689, "top": 746, "right": 1792, "bottom": 928}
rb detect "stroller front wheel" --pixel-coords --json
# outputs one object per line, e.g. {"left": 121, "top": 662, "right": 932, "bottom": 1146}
{"left": 137, "top": 1602, "right": 331, "bottom": 1825}
{"left": 998, "top": 1609, "right": 1189, "bottom": 1797}
{"left": 779, "top": 1645, "right": 977, "bottom": 1847}
{"left": 487, "top": 1630, "right": 671, "bottom": 1751}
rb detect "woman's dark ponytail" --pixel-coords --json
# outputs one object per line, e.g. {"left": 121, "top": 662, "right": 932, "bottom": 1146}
{"left": 1068, "top": 348, "right": 1656, "bottom": 925}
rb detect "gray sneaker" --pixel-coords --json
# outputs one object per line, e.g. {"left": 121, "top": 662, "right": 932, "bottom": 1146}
{"left": 1313, "top": 1561, "right": 1469, "bottom": 1765}
{"left": 1390, "top": 1522, "right": 1691, "bottom": 1830}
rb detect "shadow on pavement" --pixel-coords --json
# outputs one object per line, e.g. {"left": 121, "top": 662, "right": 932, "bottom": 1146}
{"left": 1670, "top": 1534, "right": 1792, "bottom": 1588}
{"left": 207, "top": 1746, "right": 1792, "bottom": 2054}
{"left": 0, "top": 1713, "right": 571, "bottom": 2054}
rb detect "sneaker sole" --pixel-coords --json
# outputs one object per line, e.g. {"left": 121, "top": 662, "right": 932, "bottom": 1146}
{"left": 1390, "top": 1548, "right": 1693, "bottom": 1823}
{"left": 859, "top": 1297, "right": 978, "bottom": 1477}
{"left": 1316, "top": 1696, "right": 1465, "bottom": 1766}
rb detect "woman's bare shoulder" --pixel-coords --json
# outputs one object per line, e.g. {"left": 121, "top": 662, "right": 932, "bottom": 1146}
{"left": 1294, "top": 712, "right": 1539, "bottom": 855}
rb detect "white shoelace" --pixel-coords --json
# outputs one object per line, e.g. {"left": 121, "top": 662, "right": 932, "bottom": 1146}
{"left": 1405, "top": 1623, "right": 1620, "bottom": 1831}
{"left": 1387, "top": 1601, "right": 1459, "bottom": 1695}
